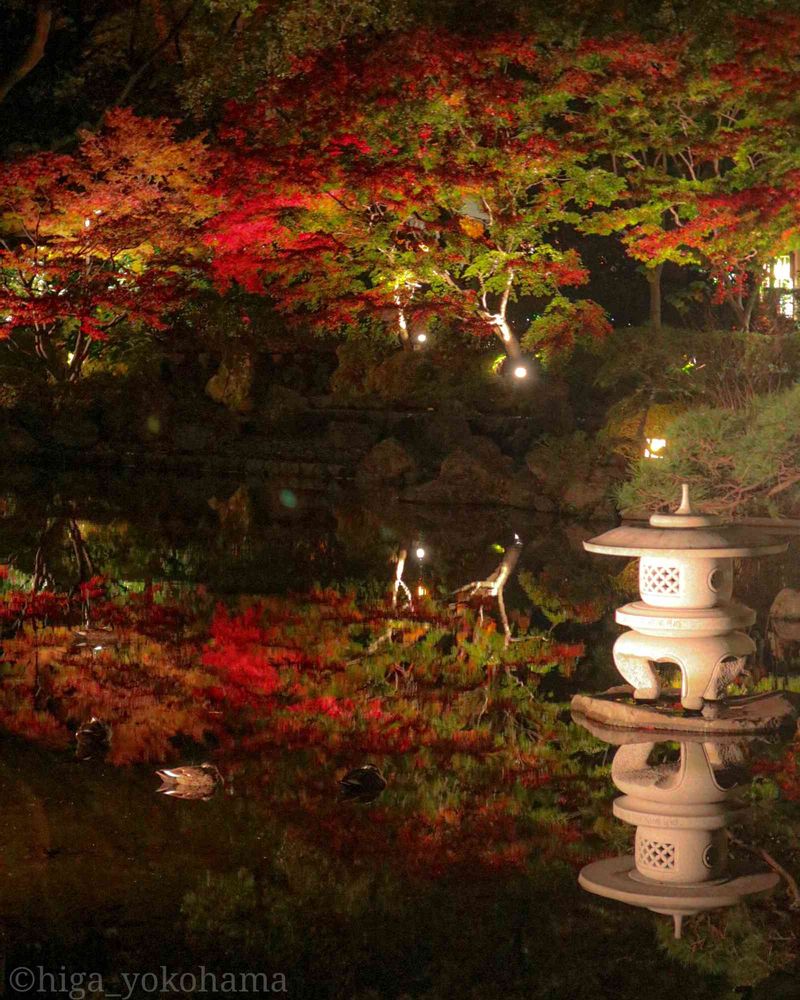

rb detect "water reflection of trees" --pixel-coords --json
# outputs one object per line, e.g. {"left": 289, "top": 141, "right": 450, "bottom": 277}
{"left": 0, "top": 477, "right": 799, "bottom": 992}
{"left": 0, "top": 473, "right": 623, "bottom": 599}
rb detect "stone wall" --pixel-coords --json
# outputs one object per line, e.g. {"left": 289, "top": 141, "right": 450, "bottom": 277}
{"left": 1, "top": 390, "right": 623, "bottom": 517}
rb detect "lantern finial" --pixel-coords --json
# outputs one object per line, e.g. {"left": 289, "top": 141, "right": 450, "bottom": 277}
{"left": 676, "top": 483, "right": 693, "bottom": 515}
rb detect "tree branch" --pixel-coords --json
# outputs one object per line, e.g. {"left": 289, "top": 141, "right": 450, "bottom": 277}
{"left": 102, "top": 0, "right": 199, "bottom": 117}
{"left": 728, "top": 833, "right": 800, "bottom": 909}
{"left": 0, "top": 1, "right": 53, "bottom": 106}
{"left": 499, "top": 269, "right": 514, "bottom": 319}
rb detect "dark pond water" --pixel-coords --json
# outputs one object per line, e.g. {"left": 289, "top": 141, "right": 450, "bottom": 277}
{"left": 0, "top": 469, "right": 799, "bottom": 1000}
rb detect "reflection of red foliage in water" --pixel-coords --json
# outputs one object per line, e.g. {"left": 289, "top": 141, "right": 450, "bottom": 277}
{"left": 203, "top": 646, "right": 281, "bottom": 695}
{"left": 78, "top": 576, "right": 107, "bottom": 601}
{"left": 0, "top": 579, "right": 613, "bottom": 876}
{"left": 752, "top": 751, "right": 800, "bottom": 800}
{"left": 0, "top": 589, "right": 69, "bottom": 624}
{"left": 287, "top": 696, "right": 385, "bottom": 720}
{"left": 201, "top": 604, "right": 285, "bottom": 701}
{"left": 0, "top": 583, "right": 219, "bottom": 763}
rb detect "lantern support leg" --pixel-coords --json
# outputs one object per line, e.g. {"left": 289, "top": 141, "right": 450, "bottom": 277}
{"left": 613, "top": 629, "right": 755, "bottom": 710}
{"left": 613, "top": 633, "right": 661, "bottom": 701}
{"left": 703, "top": 653, "right": 752, "bottom": 702}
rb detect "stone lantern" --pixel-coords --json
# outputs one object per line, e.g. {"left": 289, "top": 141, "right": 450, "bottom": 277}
{"left": 579, "top": 485, "right": 788, "bottom": 718}
{"left": 577, "top": 729, "right": 779, "bottom": 938}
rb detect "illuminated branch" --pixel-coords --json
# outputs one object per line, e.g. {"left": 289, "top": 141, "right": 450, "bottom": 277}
{"left": 391, "top": 548, "right": 414, "bottom": 611}
{"left": 452, "top": 537, "right": 524, "bottom": 646}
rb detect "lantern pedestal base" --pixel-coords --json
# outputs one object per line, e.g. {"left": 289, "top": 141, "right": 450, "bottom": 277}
{"left": 571, "top": 686, "right": 799, "bottom": 735}
{"left": 579, "top": 856, "right": 778, "bottom": 928}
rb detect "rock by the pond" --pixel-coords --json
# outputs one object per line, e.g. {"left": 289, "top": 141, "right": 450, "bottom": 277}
{"left": 768, "top": 588, "right": 800, "bottom": 660}
{"left": 421, "top": 401, "right": 472, "bottom": 459}
{"left": 571, "top": 686, "right": 800, "bottom": 735}
{"left": 208, "top": 485, "right": 251, "bottom": 539}
{"left": 205, "top": 355, "right": 254, "bottom": 413}
{"left": 770, "top": 588, "right": 800, "bottom": 621}
{"left": 326, "top": 419, "right": 381, "bottom": 454}
{"left": 562, "top": 466, "right": 617, "bottom": 518}
{"left": 263, "top": 385, "right": 307, "bottom": 428}
{"left": 525, "top": 432, "right": 623, "bottom": 517}
{"left": 468, "top": 435, "right": 514, "bottom": 473}
{"left": 356, "top": 437, "right": 418, "bottom": 487}
{"left": 404, "top": 441, "right": 554, "bottom": 510}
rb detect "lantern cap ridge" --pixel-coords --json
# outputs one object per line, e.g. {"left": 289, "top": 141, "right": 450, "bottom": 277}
{"left": 584, "top": 485, "right": 788, "bottom": 558}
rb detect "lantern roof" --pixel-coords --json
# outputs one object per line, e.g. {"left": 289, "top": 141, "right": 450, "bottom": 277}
{"left": 584, "top": 485, "right": 788, "bottom": 559}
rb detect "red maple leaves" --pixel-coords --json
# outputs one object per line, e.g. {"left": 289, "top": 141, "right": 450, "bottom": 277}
{"left": 5, "top": 19, "right": 800, "bottom": 378}
{"left": 0, "top": 108, "right": 219, "bottom": 380}
{"left": 206, "top": 29, "right": 612, "bottom": 359}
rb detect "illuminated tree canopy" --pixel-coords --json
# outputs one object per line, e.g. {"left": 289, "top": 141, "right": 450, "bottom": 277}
{"left": 1, "top": 9, "right": 800, "bottom": 381}
{"left": 206, "top": 32, "right": 619, "bottom": 366}
{"left": 0, "top": 108, "right": 217, "bottom": 380}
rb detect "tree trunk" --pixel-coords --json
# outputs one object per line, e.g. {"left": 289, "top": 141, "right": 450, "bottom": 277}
{"left": 0, "top": 1, "right": 53, "bottom": 105}
{"left": 452, "top": 538, "right": 524, "bottom": 646}
{"left": 67, "top": 328, "right": 91, "bottom": 381}
{"left": 647, "top": 263, "right": 663, "bottom": 330}
{"left": 108, "top": 1, "right": 198, "bottom": 112}
{"left": 392, "top": 548, "right": 413, "bottom": 609}
{"left": 742, "top": 272, "right": 761, "bottom": 333}
{"left": 635, "top": 389, "right": 656, "bottom": 456}
{"left": 395, "top": 301, "right": 414, "bottom": 351}
{"left": 727, "top": 272, "right": 760, "bottom": 332}
{"left": 493, "top": 317, "right": 524, "bottom": 363}
{"left": 33, "top": 328, "right": 67, "bottom": 382}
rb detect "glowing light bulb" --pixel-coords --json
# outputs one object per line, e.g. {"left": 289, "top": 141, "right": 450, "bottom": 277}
{"left": 415, "top": 547, "right": 425, "bottom": 559}
{"left": 417, "top": 584, "right": 427, "bottom": 597}
{"left": 416, "top": 332, "right": 427, "bottom": 343}
{"left": 644, "top": 437, "right": 667, "bottom": 459}
{"left": 513, "top": 365, "right": 528, "bottom": 379}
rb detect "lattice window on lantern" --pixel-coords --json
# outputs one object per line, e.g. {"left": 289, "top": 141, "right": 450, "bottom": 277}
{"left": 641, "top": 563, "right": 682, "bottom": 596}
{"left": 637, "top": 838, "right": 676, "bottom": 871}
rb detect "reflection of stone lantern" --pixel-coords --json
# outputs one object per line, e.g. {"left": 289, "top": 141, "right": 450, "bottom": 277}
{"left": 574, "top": 485, "right": 794, "bottom": 730}
{"left": 577, "top": 728, "right": 779, "bottom": 938}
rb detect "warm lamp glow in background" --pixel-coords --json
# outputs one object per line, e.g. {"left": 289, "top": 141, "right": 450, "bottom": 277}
{"left": 644, "top": 437, "right": 667, "bottom": 459}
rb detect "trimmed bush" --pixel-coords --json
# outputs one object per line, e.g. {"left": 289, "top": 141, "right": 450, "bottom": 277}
{"left": 618, "top": 385, "right": 800, "bottom": 518}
